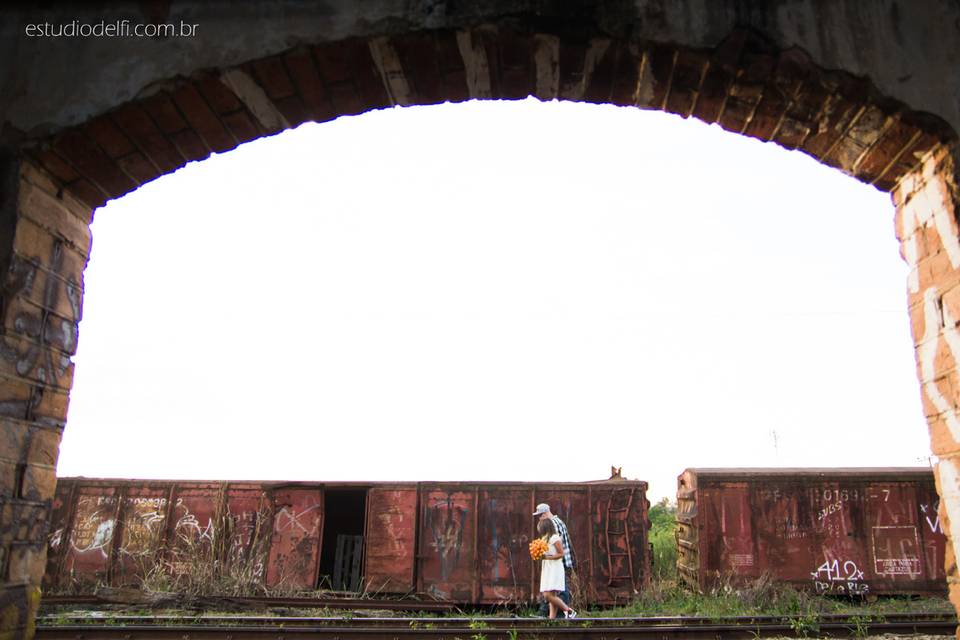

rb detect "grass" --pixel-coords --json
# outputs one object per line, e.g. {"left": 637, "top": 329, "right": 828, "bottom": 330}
{"left": 589, "top": 576, "right": 952, "bottom": 620}
{"left": 38, "top": 586, "right": 954, "bottom": 626}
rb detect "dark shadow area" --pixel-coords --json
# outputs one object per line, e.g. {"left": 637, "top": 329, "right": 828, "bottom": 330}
{"left": 319, "top": 488, "right": 367, "bottom": 591}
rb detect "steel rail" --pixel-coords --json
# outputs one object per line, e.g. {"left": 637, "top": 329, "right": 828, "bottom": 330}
{"left": 35, "top": 614, "right": 958, "bottom": 639}
{"left": 36, "top": 613, "right": 959, "bottom": 627}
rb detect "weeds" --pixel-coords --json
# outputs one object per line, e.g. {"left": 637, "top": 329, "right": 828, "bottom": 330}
{"left": 110, "top": 493, "right": 280, "bottom": 598}
{"left": 589, "top": 574, "right": 950, "bottom": 621}
{"left": 788, "top": 612, "right": 820, "bottom": 637}
{"left": 847, "top": 614, "right": 873, "bottom": 639}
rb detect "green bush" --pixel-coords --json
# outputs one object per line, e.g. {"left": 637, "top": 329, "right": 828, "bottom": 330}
{"left": 649, "top": 497, "right": 677, "bottom": 581}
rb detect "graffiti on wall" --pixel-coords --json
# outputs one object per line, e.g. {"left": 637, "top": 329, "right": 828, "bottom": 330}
{"left": 0, "top": 241, "right": 80, "bottom": 407}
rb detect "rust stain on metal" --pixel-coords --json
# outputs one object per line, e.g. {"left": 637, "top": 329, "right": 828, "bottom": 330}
{"left": 265, "top": 488, "right": 323, "bottom": 589}
{"left": 477, "top": 488, "right": 532, "bottom": 604}
{"left": 46, "top": 477, "right": 651, "bottom": 606}
{"left": 364, "top": 486, "right": 417, "bottom": 593}
{"left": 677, "top": 468, "right": 947, "bottom": 596}
{"left": 418, "top": 486, "right": 475, "bottom": 602}
{"left": 60, "top": 486, "right": 119, "bottom": 587}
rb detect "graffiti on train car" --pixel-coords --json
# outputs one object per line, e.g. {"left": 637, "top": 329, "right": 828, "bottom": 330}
{"left": 118, "top": 496, "right": 166, "bottom": 558}
{"left": 173, "top": 499, "right": 214, "bottom": 542}
{"left": 48, "top": 478, "right": 650, "bottom": 606}
{"left": 71, "top": 496, "right": 117, "bottom": 555}
{"left": 266, "top": 489, "right": 323, "bottom": 589}
{"left": 920, "top": 501, "right": 944, "bottom": 577}
{"left": 872, "top": 526, "right": 922, "bottom": 575}
{"left": 227, "top": 509, "right": 265, "bottom": 558}
{"left": 417, "top": 489, "right": 477, "bottom": 601}
{"left": 921, "top": 502, "right": 942, "bottom": 533}
{"left": 374, "top": 510, "right": 409, "bottom": 556}
{"left": 488, "top": 525, "right": 528, "bottom": 582}
{"left": 425, "top": 498, "right": 467, "bottom": 579}
{"left": 365, "top": 488, "right": 418, "bottom": 593}
{"left": 166, "top": 496, "right": 217, "bottom": 576}
{"left": 111, "top": 493, "right": 168, "bottom": 584}
{"left": 816, "top": 488, "right": 862, "bottom": 522}
{"left": 811, "top": 558, "right": 869, "bottom": 595}
{"left": 678, "top": 469, "right": 947, "bottom": 596}
{"left": 225, "top": 491, "right": 272, "bottom": 581}
{"left": 479, "top": 492, "right": 533, "bottom": 603}
{"left": 274, "top": 505, "right": 321, "bottom": 536}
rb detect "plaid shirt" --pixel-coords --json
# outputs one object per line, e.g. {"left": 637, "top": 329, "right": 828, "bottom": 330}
{"left": 551, "top": 515, "right": 575, "bottom": 570}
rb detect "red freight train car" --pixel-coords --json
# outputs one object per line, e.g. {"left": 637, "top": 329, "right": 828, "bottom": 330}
{"left": 45, "top": 477, "right": 650, "bottom": 605}
{"left": 676, "top": 468, "right": 947, "bottom": 596}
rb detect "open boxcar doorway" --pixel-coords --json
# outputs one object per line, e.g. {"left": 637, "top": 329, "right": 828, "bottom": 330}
{"left": 318, "top": 488, "right": 368, "bottom": 592}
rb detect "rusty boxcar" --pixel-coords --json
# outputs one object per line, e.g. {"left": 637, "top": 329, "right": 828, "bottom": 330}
{"left": 676, "top": 468, "right": 947, "bottom": 596}
{"left": 45, "top": 477, "right": 650, "bottom": 605}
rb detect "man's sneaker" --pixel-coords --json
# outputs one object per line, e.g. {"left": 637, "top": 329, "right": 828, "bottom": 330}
{"left": 564, "top": 610, "right": 577, "bottom": 619}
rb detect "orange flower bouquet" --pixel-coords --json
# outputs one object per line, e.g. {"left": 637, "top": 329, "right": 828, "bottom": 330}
{"left": 529, "top": 537, "right": 549, "bottom": 560}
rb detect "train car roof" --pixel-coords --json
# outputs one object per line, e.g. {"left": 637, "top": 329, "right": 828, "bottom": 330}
{"left": 55, "top": 476, "right": 648, "bottom": 488}
{"left": 680, "top": 467, "right": 934, "bottom": 480}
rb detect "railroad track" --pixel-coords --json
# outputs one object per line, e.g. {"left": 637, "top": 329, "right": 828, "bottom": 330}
{"left": 35, "top": 612, "right": 958, "bottom": 639}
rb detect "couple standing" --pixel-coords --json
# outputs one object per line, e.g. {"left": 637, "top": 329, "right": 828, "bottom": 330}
{"left": 533, "top": 502, "right": 577, "bottom": 619}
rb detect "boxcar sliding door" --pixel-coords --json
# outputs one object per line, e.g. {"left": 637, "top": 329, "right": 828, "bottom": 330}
{"left": 364, "top": 485, "right": 419, "bottom": 593}
{"left": 702, "top": 482, "right": 755, "bottom": 586}
{"left": 477, "top": 487, "right": 534, "bottom": 604}
{"left": 864, "top": 481, "right": 939, "bottom": 594}
{"left": 266, "top": 487, "right": 324, "bottom": 589}
{"left": 418, "top": 485, "right": 477, "bottom": 601}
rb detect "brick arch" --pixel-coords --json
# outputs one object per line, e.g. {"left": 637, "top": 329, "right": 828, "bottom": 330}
{"left": 3, "top": 21, "right": 960, "bottom": 640}
{"left": 25, "top": 27, "right": 957, "bottom": 208}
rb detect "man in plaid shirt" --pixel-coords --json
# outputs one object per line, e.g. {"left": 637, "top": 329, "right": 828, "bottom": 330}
{"left": 534, "top": 503, "right": 575, "bottom": 610}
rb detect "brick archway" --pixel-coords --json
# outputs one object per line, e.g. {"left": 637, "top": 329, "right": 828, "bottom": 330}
{"left": 2, "top": 11, "right": 960, "bottom": 639}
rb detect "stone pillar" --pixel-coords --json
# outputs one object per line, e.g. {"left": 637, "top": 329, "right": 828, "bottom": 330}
{"left": 0, "top": 152, "right": 90, "bottom": 639}
{"left": 894, "top": 143, "right": 960, "bottom": 621}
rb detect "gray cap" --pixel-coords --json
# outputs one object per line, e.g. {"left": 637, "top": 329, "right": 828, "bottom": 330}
{"left": 532, "top": 503, "right": 550, "bottom": 516}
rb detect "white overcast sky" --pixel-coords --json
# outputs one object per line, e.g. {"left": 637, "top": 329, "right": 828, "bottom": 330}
{"left": 55, "top": 98, "right": 933, "bottom": 502}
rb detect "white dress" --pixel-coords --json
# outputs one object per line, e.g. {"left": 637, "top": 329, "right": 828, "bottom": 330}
{"left": 539, "top": 533, "right": 566, "bottom": 592}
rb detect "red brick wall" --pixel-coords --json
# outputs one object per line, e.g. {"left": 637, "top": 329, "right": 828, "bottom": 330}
{"left": 894, "top": 144, "right": 960, "bottom": 615}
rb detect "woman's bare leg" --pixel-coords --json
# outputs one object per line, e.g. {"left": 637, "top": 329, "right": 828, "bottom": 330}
{"left": 548, "top": 591, "right": 573, "bottom": 614}
{"left": 542, "top": 591, "right": 556, "bottom": 618}
{"left": 543, "top": 591, "right": 570, "bottom": 618}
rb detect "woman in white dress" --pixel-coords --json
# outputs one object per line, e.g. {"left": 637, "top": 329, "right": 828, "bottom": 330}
{"left": 537, "top": 518, "right": 577, "bottom": 619}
